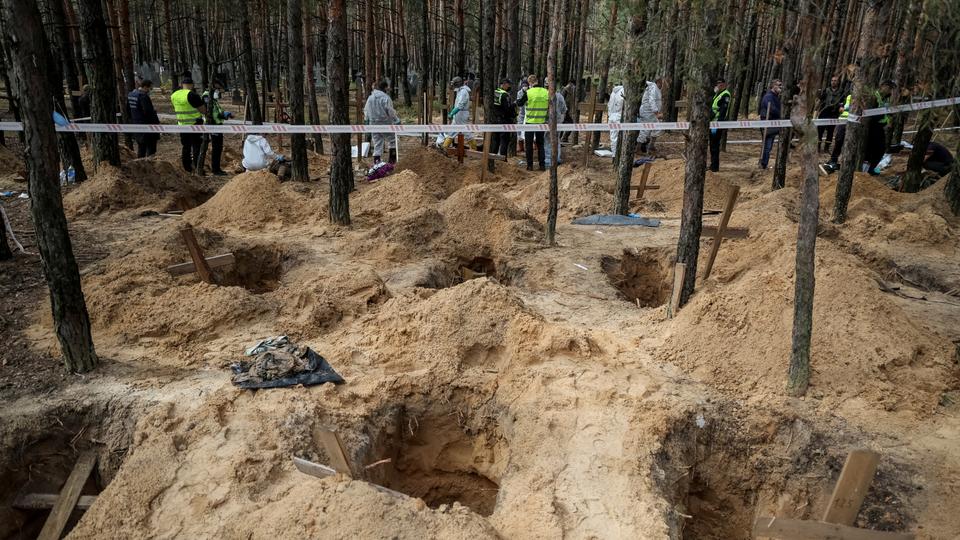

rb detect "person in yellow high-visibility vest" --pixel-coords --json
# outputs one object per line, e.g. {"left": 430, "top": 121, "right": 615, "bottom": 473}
{"left": 170, "top": 76, "right": 207, "bottom": 172}
{"left": 516, "top": 74, "right": 548, "bottom": 171}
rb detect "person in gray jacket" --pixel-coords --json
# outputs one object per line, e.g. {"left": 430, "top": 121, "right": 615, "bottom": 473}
{"left": 363, "top": 80, "right": 401, "bottom": 163}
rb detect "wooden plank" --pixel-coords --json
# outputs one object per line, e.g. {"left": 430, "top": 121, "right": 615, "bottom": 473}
{"left": 37, "top": 451, "right": 97, "bottom": 540}
{"left": 823, "top": 449, "right": 881, "bottom": 526}
{"left": 179, "top": 226, "right": 214, "bottom": 284}
{"left": 456, "top": 134, "right": 465, "bottom": 164}
{"left": 668, "top": 263, "right": 686, "bottom": 319}
{"left": 13, "top": 493, "right": 97, "bottom": 511}
{"left": 701, "top": 226, "right": 749, "bottom": 239}
{"left": 315, "top": 428, "right": 353, "bottom": 476}
{"left": 630, "top": 162, "right": 653, "bottom": 199}
{"left": 702, "top": 184, "right": 740, "bottom": 280}
{"left": 293, "top": 456, "right": 338, "bottom": 478}
{"left": 166, "top": 253, "right": 236, "bottom": 276}
{"left": 753, "top": 516, "right": 913, "bottom": 540}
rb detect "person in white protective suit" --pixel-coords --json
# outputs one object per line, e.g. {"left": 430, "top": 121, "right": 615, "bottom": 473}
{"left": 242, "top": 134, "right": 289, "bottom": 178}
{"left": 516, "top": 78, "right": 530, "bottom": 153}
{"left": 607, "top": 84, "right": 625, "bottom": 153}
{"left": 439, "top": 76, "right": 475, "bottom": 150}
{"left": 364, "top": 79, "right": 401, "bottom": 163}
{"left": 637, "top": 77, "right": 664, "bottom": 153}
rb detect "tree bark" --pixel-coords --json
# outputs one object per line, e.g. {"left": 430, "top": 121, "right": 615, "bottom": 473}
{"left": 46, "top": 0, "right": 83, "bottom": 115}
{"left": 2, "top": 0, "right": 98, "bottom": 373}
{"left": 772, "top": 1, "right": 799, "bottom": 191}
{"left": 42, "top": 0, "right": 88, "bottom": 182}
{"left": 163, "top": 0, "right": 178, "bottom": 87}
{"left": 238, "top": 0, "right": 262, "bottom": 124}
{"left": 545, "top": 0, "right": 562, "bottom": 246}
{"left": 117, "top": 0, "right": 135, "bottom": 91}
{"left": 591, "top": 1, "right": 618, "bottom": 149}
{"left": 0, "top": 205, "right": 11, "bottom": 261}
{"left": 77, "top": 0, "right": 121, "bottom": 167}
{"left": 482, "top": 0, "right": 496, "bottom": 171}
{"left": 506, "top": 0, "right": 520, "bottom": 83}
{"left": 833, "top": 1, "right": 884, "bottom": 224}
{"left": 613, "top": 13, "right": 646, "bottom": 215}
{"left": 105, "top": 0, "right": 132, "bottom": 150}
{"left": 304, "top": 0, "right": 324, "bottom": 153}
{"left": 675, "top": 0, "right": 721, "bottom": 308}
{"left": 901, "top": 117, "right": 933, "bottom": 192}
{"left": 946, "top": 139, "right": 960, "bottom": 216}
{"left": 328, "top": 0, "right": 352, "bottom": 225}
{"left": 287, "top": 0, "right": 308, "bottom": 180}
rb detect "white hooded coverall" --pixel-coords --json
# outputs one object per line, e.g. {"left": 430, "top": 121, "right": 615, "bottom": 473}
{"left": 363, "top": 89, "right": 400, "bottom": 158}
{"left": 446, "top": 85, "right": 474, "bottom": 141}
{"left": 607, "top": 85, "right": 625, "bottom": 153}
{"left": 637, "top": 81, "right": 663, "bottom": 145}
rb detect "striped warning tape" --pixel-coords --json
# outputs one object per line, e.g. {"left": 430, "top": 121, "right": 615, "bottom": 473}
{"left": 1, "top": 96, "right": 955, "bottom": 135}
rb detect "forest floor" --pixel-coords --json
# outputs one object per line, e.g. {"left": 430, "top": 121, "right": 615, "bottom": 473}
{"left": 0, "top": 129, "right": 958, "bottom": 539}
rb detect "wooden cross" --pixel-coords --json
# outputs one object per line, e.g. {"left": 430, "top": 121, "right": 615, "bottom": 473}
{"left": 630, "top": 162, "right": 661, "bottom": 200}
{"left": 480, "top": 132, "right": 491, "bottom": 183}
{"left": 178, "top": 225, "right": 215, "bottom": 284}
{"left": 701, "top": 185, "right": 748, "bottom": 280}
{"left": 37, "top": 451, "right": 97, "bottom": 540}
{"left": 668, "top": 262, "right": 687, "bottom": 318}
{"left": 754, "top": 449, "right": 914, "bottom": 539}
{"left": 297, "top": 428, "right": 407, "bottom": 498}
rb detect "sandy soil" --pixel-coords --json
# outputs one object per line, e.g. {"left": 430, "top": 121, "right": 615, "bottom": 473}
{"left": 1, "top": 132, "right": 958, "bottom": 539}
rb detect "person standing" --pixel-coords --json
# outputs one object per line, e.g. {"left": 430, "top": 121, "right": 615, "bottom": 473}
{"left": 758, "top": 79, "right": 783, "bottom": 169}
{"left": 545, "top": 91, "right": 567, "bottom": 167}
{"left": 364, "top": 79, "right": 401, "bottom": 164}
{"left": 516, "top": 74, "right": 548, "bottom": 170}
{"left": 442, "top": 76, "right": 474, "bottom": 149}
{"left": 865, "top": 80, "right": 895, "bottom": 175}
{"left": 516, "top": 77, "right": 530, "bottom": 153}
{"left": 820, "top": 94, "right": 851, "bottom": 175}
{"left": 560, "top": 81, "right": 577, "bottom": 142}
{"left": 170, "top": 76, "right": 206, "bottom": 172}
{"left": 817, "top": 75, "right": 845, "bottom": 154}
{"left": 709, "top": 78, "right": 731, "bottom": 172}
{"left": 637, "top": 77, "right": 664, "bottom": 153}
{"left": 490, "top": 78, "right": 515, "bottom": 157}
{"left": 607, "top": 83, "right": 625, "bottom": 153}
{"left": 202, "top": 80, "right": 233, "bottom": 175}
{"left": 127, "top": 79, "right": 160, "bottom": 158}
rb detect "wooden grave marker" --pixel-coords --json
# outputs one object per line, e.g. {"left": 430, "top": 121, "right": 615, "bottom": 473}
{"left": 178, "top": 225, "right": 215, "bottom": 284}
{"left": 701, "top": 185, "right": 749, "bottom": 281}
{"left": 754, "top": 449, "right": 914, "bottom": 540}
{"left": 631, "top": 162, "right": 661, "bottom": 200}
{"left": 298, "top": 428, "right": 407, "bottom": 498}
{"left": 668, "top": 262, "right": 687, "bottom": 319}
{"left": 37, "top": 451, "right": 97, "bottom": 540}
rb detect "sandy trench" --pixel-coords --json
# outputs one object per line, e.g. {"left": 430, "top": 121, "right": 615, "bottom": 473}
{"left": 0, "top": 137, "right": 959, "bottom": 539}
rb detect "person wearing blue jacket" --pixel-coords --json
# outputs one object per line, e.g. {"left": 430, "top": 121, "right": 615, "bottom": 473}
{"left": 127, "top": 80, "right": 160, "bottom": 158}
{"left": 758, "top": 79, "right": 783, "bottom": 169}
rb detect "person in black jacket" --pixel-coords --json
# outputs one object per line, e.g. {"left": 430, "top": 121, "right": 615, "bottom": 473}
{"left": 127, "top": 79, "right": 160, "bottom": 158}
{"left": 490, "top": 78, "right": 515, "bottom": 157}
{"left": 709, "top": 78, "right": 731, "bottom": 172}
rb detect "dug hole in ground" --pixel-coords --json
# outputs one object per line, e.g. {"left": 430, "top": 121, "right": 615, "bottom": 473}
{"left": 0, "top": 136, "right": 958, "bottom": 539}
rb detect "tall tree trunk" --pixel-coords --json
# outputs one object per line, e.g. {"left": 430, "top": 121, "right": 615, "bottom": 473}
{"left": 77, "top": 0, "right": 121, "bottom": 167}
{"left": 0, "top": 205, "right": 11, "bottom": 261}
{"left": 2, "top": 0, "right": 98, "bottom": 373}
{"left": 483, "top": 0, "right": 496, "bottom": 171}
{"left": 545, "top": 0, "right": 561, "bottom": 245}
{"left": 901, "top": 116, "right": 933, "bottom": 192}
{"left": 526, "top": 0, "right": 537, "bottom": 75}
{"left": 238, "top": 0, "right": 262, "bottom": 124}
{"left": 591, "top": 1, "right": 618, "bottom": 148}
{"left": 787, "top": 0, "right": 823, "bottom": 397}
{"left": 675, "top": 0, "right": 722, "bottom": 308}
{"left": 946, "top": 139, "right": 960, "bottom": 216}
{"left": 163, "top": 0, "right": 178, "bottom": 86}
{"left": 117, "top": 0, "right": 135, "bottom": 91}
{"left": 63, "top": 0, "right": 87, "bottom": 87}
{"left": 47, "top": 0, "right": 83, "bottom": 115}
{"left": 287, "top": 0, "right": 308, "bottom": 180}
{"left": 328, "top": 0, "right": 352, "bottom": 224}
{"left": 304, "top": 0, "right": 324, "bottom": 152}
{"left": 398, "top": 0, "right": 412, "bottom": 106}
{"left": 42, "top": 0, "right": 88, "bottom": 182}
{"left": 455, "top": 0, "right": 465, "bottom": 76}
{"left": 613, "top": 11, "right": 646, "bottom": 215}
{"left": 772, "top": 0, "right": 799, "bottom": 190}
{"left": 105, "top": 0, "right": 132, "bottom": 149}
{"left": 833, "top": 1, "right": 885, "bottom": 223}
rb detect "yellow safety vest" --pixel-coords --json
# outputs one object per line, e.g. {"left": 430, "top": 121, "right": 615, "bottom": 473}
{"left": 171, "top": 89, "right": 202, "bottom": 125}
{"left": 202, "top": 91, "right": 224, "bottom": 125}
{"left": 874, "top": 91, "right": 890, "bottom": 124}
{"left": 839, "top": 94, "right": 851, "bottom": 119}
{"left": 524, "top": 87, "right": 549, "bottom": 124}
{"left": 711, "top": 89, "right": 731, "bottom": 120}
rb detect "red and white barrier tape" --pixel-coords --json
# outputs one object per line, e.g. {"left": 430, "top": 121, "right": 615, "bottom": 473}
{"left": 1, "top": 96, "right": 955, "bottom": 135}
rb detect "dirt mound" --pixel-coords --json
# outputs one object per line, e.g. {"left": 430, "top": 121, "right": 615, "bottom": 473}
{"left": 352, "top": 169, "right": 443, "bottom": 222}
{"left": 511, "top": 170, "right": 614, "bottom": 221}
{"left": 630, "top": 159, "right": 735, "bottom": 214}
{"left": 63, "top": 160, "right": 213, "bottom": 217}
{"left": 657, "top": 188, "right": 957, "bottom": 417}
{"left": 186, "top": 170, "right": 325, "bottom": 231}
{"left": 395, "top": 145, "right": 499, "bottom": 195}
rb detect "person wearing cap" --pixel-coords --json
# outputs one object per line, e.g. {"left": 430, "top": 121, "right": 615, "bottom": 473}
{"left": 170, "top": 75, "right": 207, "bottom": 172}
{"left": 364, "top": 79, "right": 401, "bottom": 164}
{"left": 637, "top": 77, "right": 664, "bottom": 154}
{"left": 127, "top": 79, "right": 160, "bottom": 158}
{"left": 516, "top": 74, "right": 548, "bottom": 170}
{"left": 490, "top": 78, "right": 515, "bottom": 158}
{"left": 441, "top": 76, "right": 474, "bottom": 150}
{"left": 202, "top": 79, "right": 234, "bottom": 175}
{"left": 865, "top": 80, "right": 896, "bottom": 175}
{"left": 709, "top": 78, "right": 731, "bottom": 172}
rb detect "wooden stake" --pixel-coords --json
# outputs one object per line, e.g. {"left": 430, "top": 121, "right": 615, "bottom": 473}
{"left": 179, "top": 226, "right": 214, "bottom": 284}
{"left": 456, "top": 133, "right": 465, "bottom": 164}
{"left": 753, "top": 516, "right": 913, "bottom": 540}
{"left": 14, "top": 493, "right": 97, "bottom": 511}
{"left": 166, "top": 252, "right": 235, "bottom": 275}
{"left": 823, "top": 449, "right": 881, "bottom": 526}
{"left": 702, "top": 184, "right": 740, "bottom": 280}
{"left": 668, "top": 262, "right": 687, "bottom": 318}
{"left": 314, "top": 428, "right": 353, "bottom": 476}
{"left": 38, "top": 451, "right": 97, "bottom": 540}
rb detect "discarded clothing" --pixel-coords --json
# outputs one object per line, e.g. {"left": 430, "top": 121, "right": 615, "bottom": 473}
{"left": 232, "top": 335, "right": 344, "bottom": 389}
{"left": 366, "top": 161, "right": 395, "bottom": 182}
{"left": 571, "top": 214, "right": 661, "bottom": 227}
{"left": 633, "top": 157, "right": 655, "bottom": 167}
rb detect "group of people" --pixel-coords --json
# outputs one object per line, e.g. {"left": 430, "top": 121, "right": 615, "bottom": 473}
{"left": 606, "top": 78, "right": 666, "bottom": 157}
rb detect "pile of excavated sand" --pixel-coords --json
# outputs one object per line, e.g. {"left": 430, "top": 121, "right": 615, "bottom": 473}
{"left": 657, "top": 186, "right": 957, "bottom": 417}
{"left": 394, "top": 146, "right": 495, "bottom": 195}
{"left": 352, "top": 169, "right": 444, "bottom": 222}
{"left": 510, "top": 170, "right": 614, "bottom": 222}
{"left": 64, "top": 160, "right": 214, "bottom": 217}
{"left": 358, "top": 183, "right": 543, "bottom": 262}
{"left": 186, "top": 170, "right": 325, "bottom": 231}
